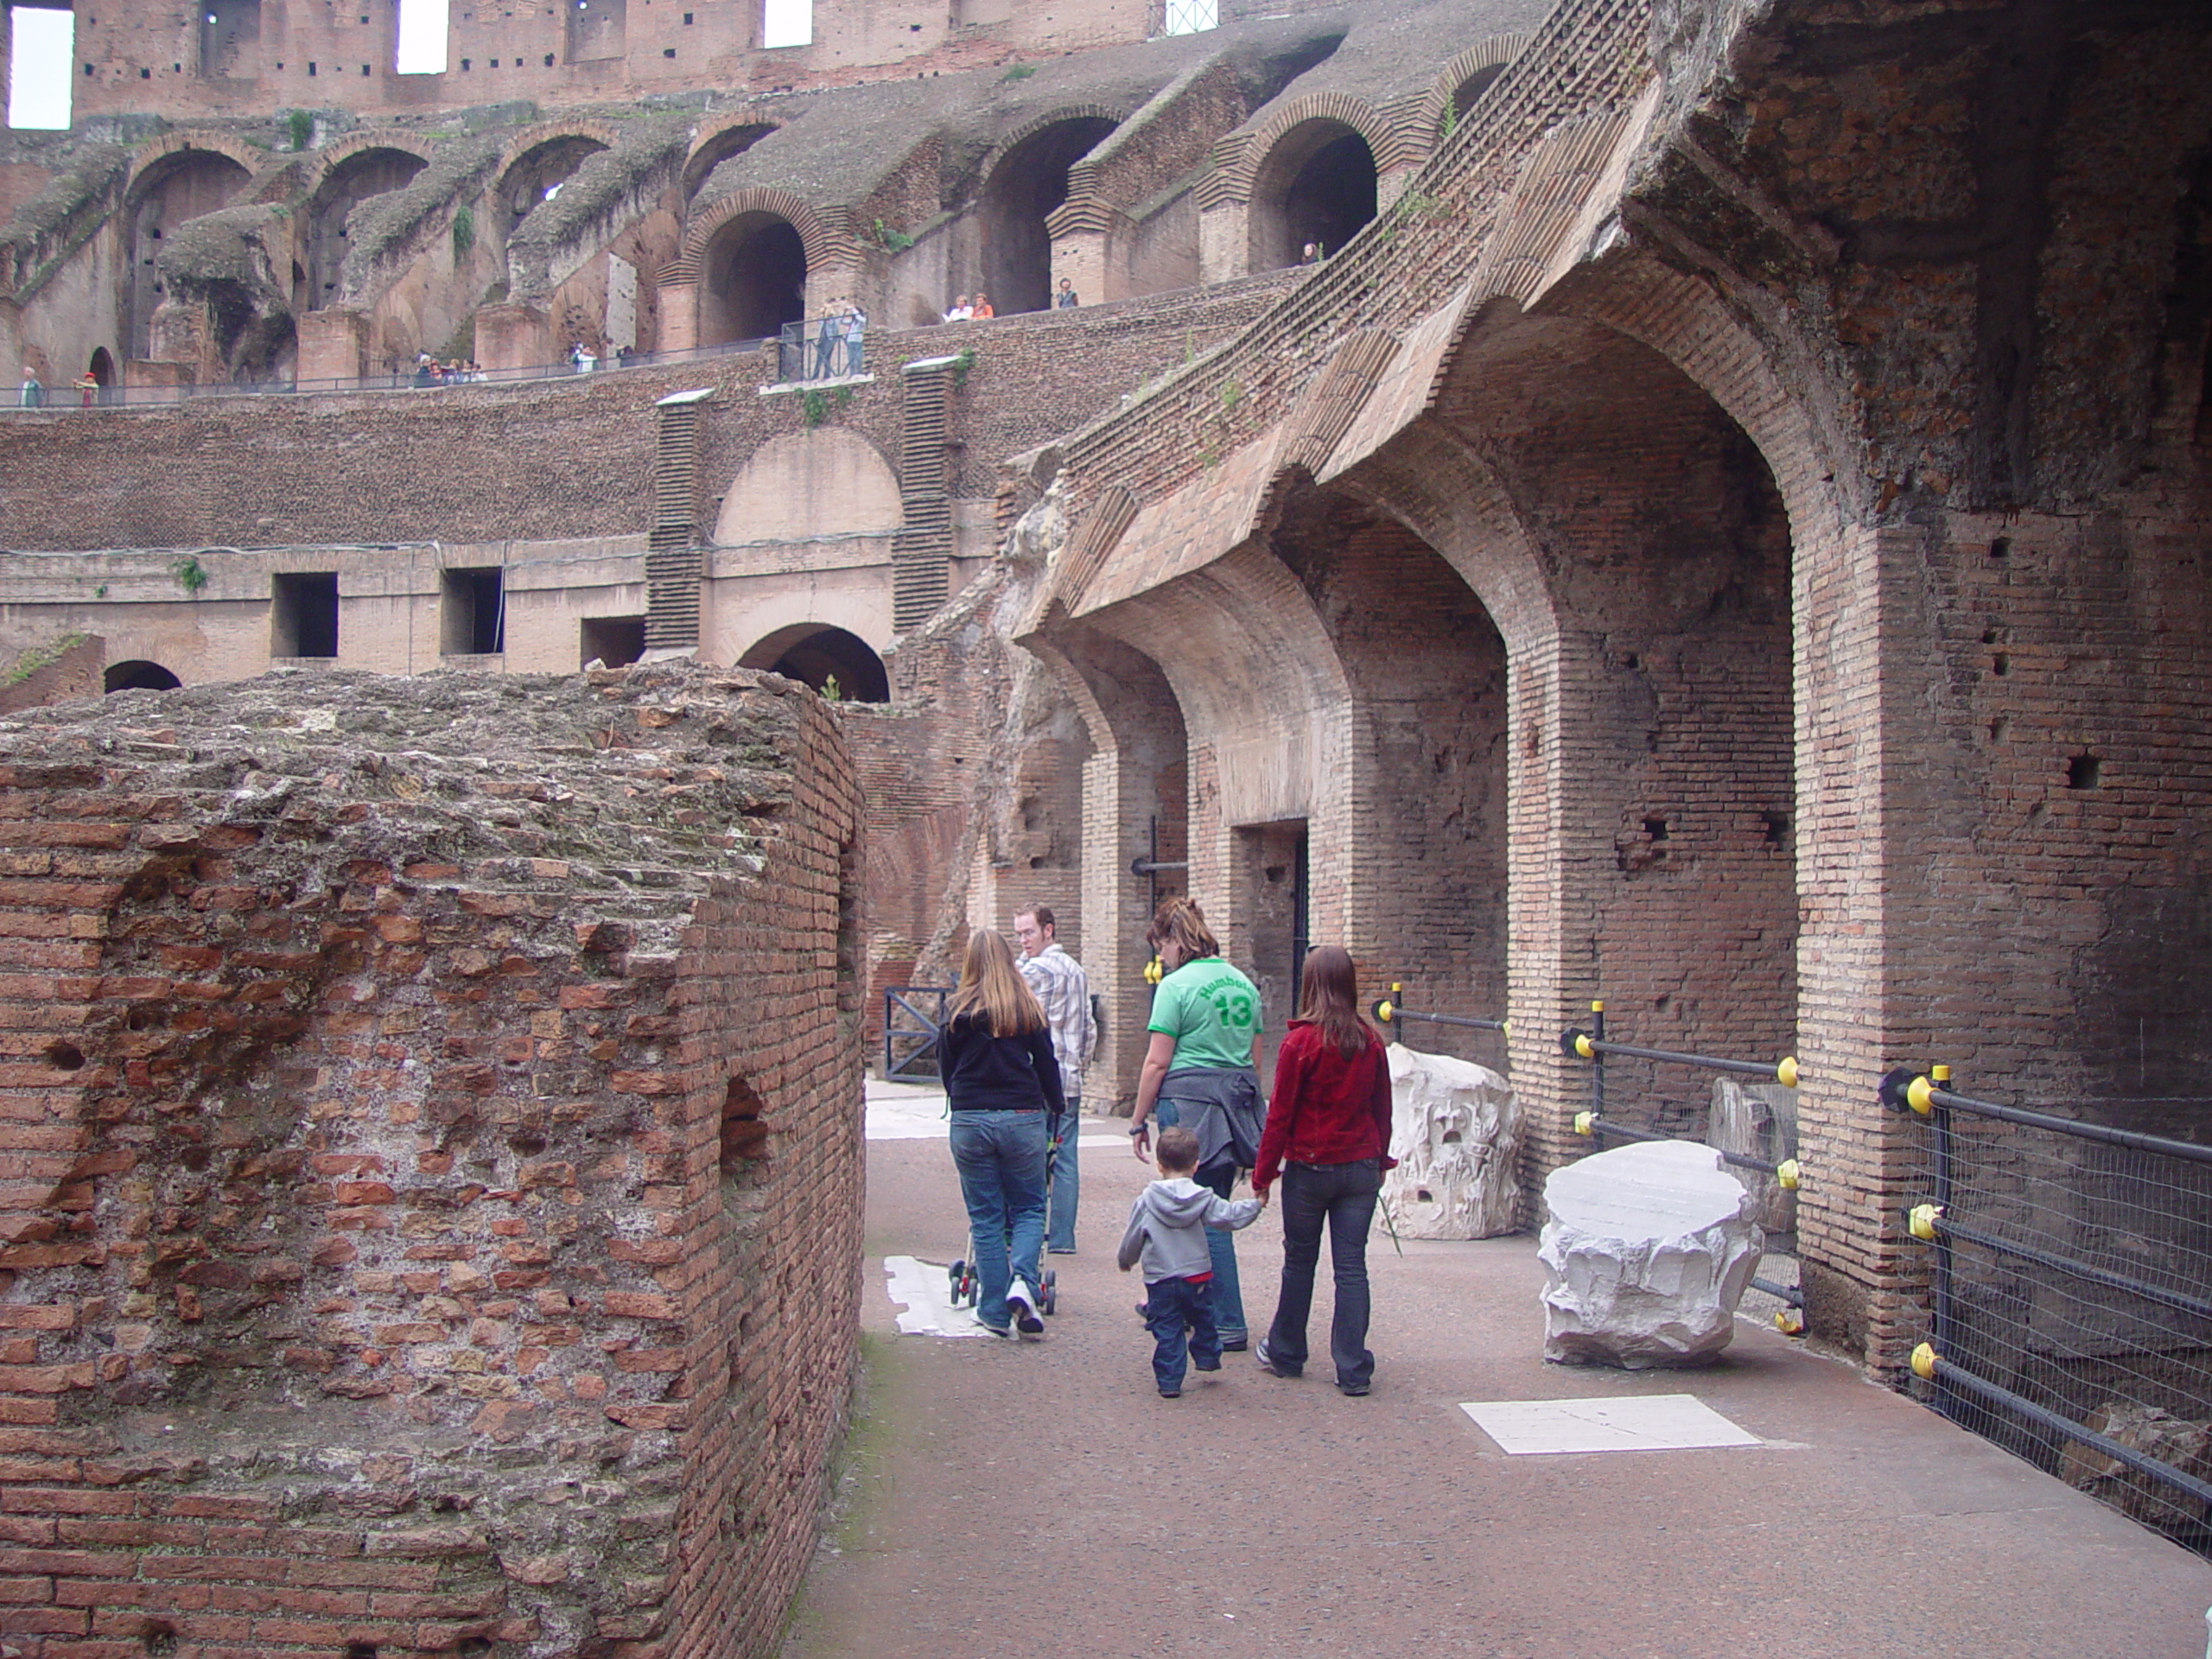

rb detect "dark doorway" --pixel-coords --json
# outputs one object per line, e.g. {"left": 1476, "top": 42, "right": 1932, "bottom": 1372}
{"left": 1251, "top": 119, "right": 1376, "bottom": 271}
{"left": 979, "top": 118, "right": 1117, "bottom": 315}
{"left": 701, "top": 213, "right": 807, "bottom": 345}
{"left": 105, "top": 661, "right": 181, "bottom": 692}
{"left": 580, "top": 615, "right": 646, "bottom": 669}
{"left": 440, "top": 567, "right": 505, "bottom": 656}
{"left": 271, "top": 571, "right": 340, "bottom": 658}
{"left": 738, "top": 625, "right": 888, "bottom": 702}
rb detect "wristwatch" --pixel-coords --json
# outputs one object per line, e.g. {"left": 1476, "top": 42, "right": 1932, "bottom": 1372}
{"left": 1128, "top": 1122, "right": 1148, "bottom": 1135}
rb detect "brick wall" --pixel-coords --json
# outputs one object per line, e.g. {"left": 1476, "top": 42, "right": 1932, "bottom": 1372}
{"left": 0, "top": 663, "right": 863, "bottom": 1659}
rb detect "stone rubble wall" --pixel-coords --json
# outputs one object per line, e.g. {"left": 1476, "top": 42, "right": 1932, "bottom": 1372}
{"left": 0, "top": 663, "right": 864, "bottom": 1659}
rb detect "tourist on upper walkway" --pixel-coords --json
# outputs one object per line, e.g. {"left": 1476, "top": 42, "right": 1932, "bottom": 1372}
{"left": 1128, "top": 896, "right": 1264, "bottom": 1351}
{"left": 1251, "top": 945, "right": 1395, "bottom": 1396}
{"left": 944, "top": 295, "right": 973, "bottom": 322}
{"left": 814, "top": 311, "right": 842, "bottom": 379}
{"left": 971, "top": 293, "right": 996, "bottom": 319}
{"left": 1118, "top": 1124, "right": 1265, "bottom": 1398}
{"left": 20, "top": 369, "right": 43, "bottom": 409}
{"left": 1014, "top": 905, "right": 1096, "bottom": 1255}
{"left": 938, "top": 927, "right": 1065, "bottom": 1339}
{"left": 1056, "top": 278, "right": 1080, "bottom": 308}
{"left": 843, "top": 305, "right": 868, "bottom": 377}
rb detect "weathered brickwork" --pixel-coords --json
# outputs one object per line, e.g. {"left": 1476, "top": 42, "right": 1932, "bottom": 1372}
{"left": 0, "top": 664, "right": 864, "bottom": 1659}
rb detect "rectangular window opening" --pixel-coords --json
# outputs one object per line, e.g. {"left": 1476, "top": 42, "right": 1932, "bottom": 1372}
{"left": 396, "top": 0, "right": 449, "bottom": 73}
{"left": 271, "top": 572, "right": 340, "bottom": 659}
{"left": 8, "top": 8, "right": 76, "bottom": 129}
{"left": 579, "top": 615, "right": 646, "bottom": 671}
{"left": 761, "top": 0, "right": 810, "bottom": 48}
{"left": 198, "top": 0, "right": 263, "bottom": 80}
{"left": 1151, "top": 0, "right": 1217, "bottom": 38}
{"left": 442, "top": 567, "right": 505, "bottom": 656}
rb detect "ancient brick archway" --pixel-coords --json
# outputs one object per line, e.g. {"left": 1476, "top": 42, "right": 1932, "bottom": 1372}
{"left": 120, "top": 146, "right": 253, "bottom": 359}
{"left": 738, "top": 622, "right": 889, "bottom": 703}
{"left": 304, "top": 145, "right": 429, "bottom": 313}
{"left": 977, "top": 113, "right": 1120, "bottom": 316}
{"left": 1248, "top": 117, "right": 1376, "bottom": 270}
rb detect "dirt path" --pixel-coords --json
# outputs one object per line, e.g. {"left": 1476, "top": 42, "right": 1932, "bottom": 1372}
{"left": 779, "top": 1110, "right": 2212, "bottom": 1659}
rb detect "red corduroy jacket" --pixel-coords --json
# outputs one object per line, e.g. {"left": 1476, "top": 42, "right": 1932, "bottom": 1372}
{"left": 1252, "top": 1019, "right": 1395, "bottom": 1193}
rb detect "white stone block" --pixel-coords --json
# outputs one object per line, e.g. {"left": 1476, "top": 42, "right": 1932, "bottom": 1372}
{"left": 1708, "top": 1077, "right": 1798, "bottom": 1238}
{"left": 1538, "top": 1140, "right": 1764, "bottom": 1369}
{"left": 1382, "top": 1042, "right": 1521, "bottom": 1239}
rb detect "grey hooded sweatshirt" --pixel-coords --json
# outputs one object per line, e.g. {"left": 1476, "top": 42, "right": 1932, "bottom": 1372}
{"left": 1117, "top": 1177, "right": 1264, "bottom": 1283}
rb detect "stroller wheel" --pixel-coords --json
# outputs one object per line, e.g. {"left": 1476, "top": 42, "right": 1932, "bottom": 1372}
{"left": 1040, "top": 1268, "right": 1058, "bottom": 1315}
{"left": 948, "top": 1260, "right": 969, "bottom": 1305}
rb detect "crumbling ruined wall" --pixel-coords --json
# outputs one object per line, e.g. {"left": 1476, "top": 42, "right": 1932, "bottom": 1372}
{"left": 0, "top": 663, "right": 864, "bottom": 1659}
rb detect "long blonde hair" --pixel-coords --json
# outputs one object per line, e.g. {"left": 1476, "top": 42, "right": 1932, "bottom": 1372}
{"left": 948, "top": 927, "right": 1046, "bottom": 1034}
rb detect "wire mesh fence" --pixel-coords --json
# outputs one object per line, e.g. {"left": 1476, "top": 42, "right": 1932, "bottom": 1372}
{"left": 1891, "top": 1071, "right": 2212, "bottom": 1552}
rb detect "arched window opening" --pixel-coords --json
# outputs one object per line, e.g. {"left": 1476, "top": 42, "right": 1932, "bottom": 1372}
{"left": 123, "top": 150, "right": 253, "bottom": 359}
{"left": 200, "top": 0, "right": 262, "bottom": 80}
{"left": 1249, "top": 118, "right": 1376, "bottom": 273}
{"left": 305, "top": 149, "right": 429, "bottom": 314}
{"left": 979, "top": 118, "right": 1117, "bottom": 316}
{"left": 105, "top": 661, "right": 181, "bottom": 693}
{"left": 700, "top": 212, "right": 806, "bottom": 346}
{"left": 1451, "top": 64, "right": 1506, "bottom": 123}
{"left": 684, "top": 124, "right": 777, "bottom": 202}
{"left": 87, "top": 349, "right": 116, "bottom": 400}
{"left": 738, "top": 625, "right": 889, "bottom": 703}
{"left": 500, "top": 136, "right": 611, "bottom": 234}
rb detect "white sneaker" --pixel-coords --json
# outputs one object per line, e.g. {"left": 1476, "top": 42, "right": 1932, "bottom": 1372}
{"left": 1006, "top": 1281, "right": 1046, "bottom": 1337}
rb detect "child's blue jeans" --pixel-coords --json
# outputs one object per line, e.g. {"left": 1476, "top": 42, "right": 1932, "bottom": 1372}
{"left": 1143, "top": 1273, "right": 1220, "bottom": 1393}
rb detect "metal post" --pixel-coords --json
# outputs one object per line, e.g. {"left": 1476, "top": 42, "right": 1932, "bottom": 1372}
{"left": 1929, "top": 1061, "right": 1956, "bottom": 1420}
{"left": 1590, "top": 999, "right": 1605, "bottom": 1136}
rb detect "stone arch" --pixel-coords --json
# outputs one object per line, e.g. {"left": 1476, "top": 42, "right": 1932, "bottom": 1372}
{"left": 684, "top": 120, "right": 779, "bottom": 203}
{"left": 976, "top": 110, "right": 1122, "bottom": 316}
{"left": 672, "top": 188, "right": 843, "bottom": 284}
{"left": 87, "top": 347, "right": 116, "bottom": 391}
{"left": 105, "top": 661, "right": 181, "bottom": 692}
{"left": 696, "top": 212, "right": 809, "bottom": 346}
{"left": 1427, "top": 34, "right": 1530, "bottom": 134}
{"left": 120, "top": 143, "right": 255, "bottom": 359}
{"left": 1244, "top": 113, "right": 1380, "bottom": 272}
{"left": 303, "top": 144, "right": 430, "bottom": 314}
{"left": 714, "top": 429, "right": 901, "bottom": 545}
{"left": 498, "top": 131, "right": 614, "bottom": 234}
{"left": 1216, "top": 92, "right": 1397, "bottom": 199}
{"left": 736, "top": 625, "right": 888, "bottom": 703}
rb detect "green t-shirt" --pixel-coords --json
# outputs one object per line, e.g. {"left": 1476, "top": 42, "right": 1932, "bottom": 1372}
{"left": 1148, "top": 957, "right": 1262, "bottom": 1073}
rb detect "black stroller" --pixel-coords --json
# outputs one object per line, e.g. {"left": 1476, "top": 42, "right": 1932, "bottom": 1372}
{"left": 948, "top": 1110, "right": 1065, "bottom": 1315}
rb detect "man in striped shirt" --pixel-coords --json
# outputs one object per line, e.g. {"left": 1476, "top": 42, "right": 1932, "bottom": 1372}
{"left": 1014, "top": 906, "right": 1097, "bottom": 1255}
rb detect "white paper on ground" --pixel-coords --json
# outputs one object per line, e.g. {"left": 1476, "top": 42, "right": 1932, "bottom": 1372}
{"left": 1459, "top": 1393, "right": 1762, "bottom": 1454}
{"left": 882, "top": 1255, "right": 991, "bottom": 1338}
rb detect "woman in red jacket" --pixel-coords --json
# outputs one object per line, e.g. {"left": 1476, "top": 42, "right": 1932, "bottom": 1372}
{"left": 1250, "top": 945, "right": 1395, "bottom": 1395}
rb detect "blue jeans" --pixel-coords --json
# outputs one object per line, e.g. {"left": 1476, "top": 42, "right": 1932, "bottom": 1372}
{"left": 948, "top": 1109, "right": 1048, "bottom": 1331}
{"left": 1153, "top": 1097, "right": 1246, "bottom": 1342}
{"left": 1046, "top": 1095, "right": 1079, "bottom": 1253}
{"left": 1142, "top": 1274, "right": 1220, "bottom": 1393}
{"left": 1265, "top": 1158, "right": 1382, "bottom": 1389}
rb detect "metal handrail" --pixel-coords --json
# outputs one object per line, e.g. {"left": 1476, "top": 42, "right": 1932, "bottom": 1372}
{"left": 1370, "top": 982, "right": 1506, "bottom": 1035}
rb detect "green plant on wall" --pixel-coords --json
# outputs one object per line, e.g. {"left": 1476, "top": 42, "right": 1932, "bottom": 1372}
{"left": 950, "top": 347, "right": 976, "bottom": 391}
{"left": 286, "top": 109, "right": 314, "bottom": 151}
{"left": 1218, "top": 379, "right": 1243, "bottom": 415}
{"left": 873, "top": 217, "right": 915, "bottom": 253}
{"left": 452, "top": 207, "right": 475, "bottom": 260}
{"left": 802, "top": 388, "right": 829, "bottom": 428}
{"left": 170, "top": 556, "right": 208, "bottom": 595}
{"left": 1001, "top": 62, "right": 1035, "bottom": 82}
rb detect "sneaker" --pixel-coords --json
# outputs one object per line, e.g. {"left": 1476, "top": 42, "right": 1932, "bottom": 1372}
{"left": 1158, "top": 1387, "right": 1181, "bottom": 1399}
{"left": 1219, "top": 1335, "right": 1249, "bottom": 1353}
{"left": 1047, "top": 1248, "right": 1077, "bottom": 1255}
{"left": 1337, "top": 1379, "right": 1371, "bottom": 1397}
{"left": 976, "top": 1316, "right": 1014, "bottom": 1338}
{"left": 1255, "top": 1340, "right": 1300, "bottom": 1377}
{"left": 1006, "top": 1281, "right": 1046, "bottom": 1337}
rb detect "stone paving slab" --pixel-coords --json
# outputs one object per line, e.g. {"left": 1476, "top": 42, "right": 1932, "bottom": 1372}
{"left": 779, "top": 1135, "right": 2212, "bottom": 1659}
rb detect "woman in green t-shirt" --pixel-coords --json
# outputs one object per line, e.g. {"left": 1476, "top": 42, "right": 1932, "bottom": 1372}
{"left": 1128, "top": 896, "right": 1263, "bottom": 1349}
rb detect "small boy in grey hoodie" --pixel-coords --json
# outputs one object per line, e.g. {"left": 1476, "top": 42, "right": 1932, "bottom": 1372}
{"left": 1118, "top": 1125, "right": 1267, "bottom": 1396}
